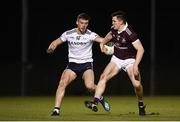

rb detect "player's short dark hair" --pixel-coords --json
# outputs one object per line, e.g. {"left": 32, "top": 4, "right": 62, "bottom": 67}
{"left": 77, "top": 13, "right": 91, "bottom": 21}
{"left": 111, "top": 10, "right": 126, "bottom": 23}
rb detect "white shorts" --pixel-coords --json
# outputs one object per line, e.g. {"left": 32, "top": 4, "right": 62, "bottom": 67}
{"left": 110, "top": 55, "right": 135, "bottom": 72}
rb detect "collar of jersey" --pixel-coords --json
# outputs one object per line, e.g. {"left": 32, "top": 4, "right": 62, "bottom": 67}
{"left": 118, "top": 22, "right": 128, "bottom": 34}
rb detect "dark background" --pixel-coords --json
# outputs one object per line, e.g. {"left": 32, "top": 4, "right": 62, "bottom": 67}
{"left": 1, "top": 0, "right": 180, "bottom": 96}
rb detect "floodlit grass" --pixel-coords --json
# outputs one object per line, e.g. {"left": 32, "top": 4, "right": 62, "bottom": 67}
{"left": 0, "top": 96, "right": 180, "bottom": 121}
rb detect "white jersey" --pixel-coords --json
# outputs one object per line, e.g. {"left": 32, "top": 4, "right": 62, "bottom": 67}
{"left": 60, "top": 28, "right": 98, "bottom": 63}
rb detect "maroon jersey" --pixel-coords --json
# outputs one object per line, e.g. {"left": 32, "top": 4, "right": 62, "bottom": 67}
{"left": 111, "top": 25, "right": 138, "bottom": 60}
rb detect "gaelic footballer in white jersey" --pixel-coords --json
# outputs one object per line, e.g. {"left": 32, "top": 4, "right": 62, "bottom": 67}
{"left": 60, "top": 28, "right": 98, "bottom": 63}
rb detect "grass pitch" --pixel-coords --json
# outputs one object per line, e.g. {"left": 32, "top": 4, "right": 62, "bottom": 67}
{"left": 0, "top": 96, "right": 180, "bottom": 121}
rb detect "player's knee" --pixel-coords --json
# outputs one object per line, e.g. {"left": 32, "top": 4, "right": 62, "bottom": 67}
{"left": 86, "top": 83, "right": 95, "bottom": 92}
{"left": 133, "top": 82, "right": 141, "bottom": 90}
{"left": 87, "top": 86, "right": 95, "bottom": 93}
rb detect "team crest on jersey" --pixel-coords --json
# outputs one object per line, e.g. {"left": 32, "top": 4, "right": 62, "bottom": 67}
{"left": 76, "top": 36, "right": 81, "bottom": 40}
{"left": 117, "top": 35, "right": 121, "bottom": 40}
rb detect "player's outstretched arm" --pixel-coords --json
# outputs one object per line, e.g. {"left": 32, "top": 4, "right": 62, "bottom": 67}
{"left": 102, "top": 32, "right": 113, "bottom": 44}
{"left": 99, "top": 32, "right": 113, "bottom": 53}
{"left": 46, "top": 38, "right": 63, "bottom": 54}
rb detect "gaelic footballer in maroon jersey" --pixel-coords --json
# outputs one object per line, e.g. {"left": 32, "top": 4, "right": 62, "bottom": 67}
{"left": 85, "top": 10, "right": 146, "bottom": 115}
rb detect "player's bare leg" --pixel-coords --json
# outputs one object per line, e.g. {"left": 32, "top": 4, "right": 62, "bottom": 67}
{"left": 91, "top": 62, "right": 119, "bottom": 111}
{"left": 83, "top": 69, "right": 99, "bottom": 112}
{"left": 82, "top": 69, "right": 96, "bottom": 93}
{"left": 83, "top": 69, "right": 110, "bottom": 112}
{"left": 127, "top": 66, "right": 146, "bottom": 115}
{"left": 52, "top": 69, "right": 76, "bottom": 116}
{"left": 95, "top": 62, "right": 119, "bottom": 98}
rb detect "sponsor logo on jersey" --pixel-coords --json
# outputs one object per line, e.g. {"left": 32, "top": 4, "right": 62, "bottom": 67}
{"left": 68, "top": 41, "right": 87, "bottom": 45}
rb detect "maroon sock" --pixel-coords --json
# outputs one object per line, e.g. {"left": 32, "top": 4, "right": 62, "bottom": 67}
{"left": 93, "top": 97, "right": 100, "bottom": 105}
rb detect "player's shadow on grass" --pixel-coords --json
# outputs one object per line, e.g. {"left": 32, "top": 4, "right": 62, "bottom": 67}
{"left": 85, "top": 111, "right": 160, "bottom": 116}
{"left": 85, "top": 112, "right": 111, "bottom": 116}
{"left": 119, "top": 112, "right": 160, "bottom": 116}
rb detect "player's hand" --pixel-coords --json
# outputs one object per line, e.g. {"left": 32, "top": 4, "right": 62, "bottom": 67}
{"left": 47, "top": 42, "right": 56, "bottom": 54}
{"left": 100, "top": 43, "right": 107, "bottom": 53}
{"left": 46, "top": 48, "right": 54, "bottom": 54}
{"left": 133, "top": 65, "right": 139, "bottom": 77}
